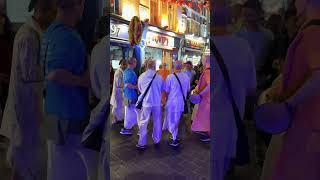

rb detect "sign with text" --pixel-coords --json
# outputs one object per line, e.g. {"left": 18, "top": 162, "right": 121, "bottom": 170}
{"left": 146, "top": 32, "right": 174, "bottom": 50}
{"left": 185, "top": 38, "right": 205, "bottom": 49}
{"left": 110, "top": 22, "right": 129, "bottom": 40}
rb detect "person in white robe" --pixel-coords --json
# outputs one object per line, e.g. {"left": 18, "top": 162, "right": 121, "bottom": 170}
{"left": 81, "top": 35, "right": 110, "bottom": 180}
{"left": 211, "top": 4, "right": 256, "bottom": 180}
{"left": 136, "top": 60, "right": 165, "bottom": 149}
{"left": 110, "top": 59, "right": 126, "bottom": 124}
{"left": 163, "top": 61, "right": 190, "bottom": 147}
{"left": 0, "top": 1, "right": 57, "bottom": 179}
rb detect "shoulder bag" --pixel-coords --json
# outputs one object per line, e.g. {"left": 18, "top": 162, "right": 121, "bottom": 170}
{"left": 173, "top": 73, "right": 189, "bottom": 114}
{"left": 136, "top": 72, "right": 157, "bottom": 110}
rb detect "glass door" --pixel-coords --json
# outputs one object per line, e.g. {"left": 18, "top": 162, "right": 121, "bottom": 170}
{"left": 162, "top": 50, "right": 172, "bottom": 72}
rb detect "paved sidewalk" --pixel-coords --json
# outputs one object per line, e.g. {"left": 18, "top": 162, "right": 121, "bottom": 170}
{"left": 110, "top": 115, "right": 211, "bottom": 180}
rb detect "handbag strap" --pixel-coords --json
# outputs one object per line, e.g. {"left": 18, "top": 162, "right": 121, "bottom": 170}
{"left": 210, "top": 39, "right": 245, "bottom": 132}
{"left": 173, "top": 73, "right": 187, "bottom": 102}
{"left": 138, "top": 71, "right": 158, "bottom": 103}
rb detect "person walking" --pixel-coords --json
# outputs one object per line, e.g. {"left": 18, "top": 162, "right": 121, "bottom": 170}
{"left": 210, "top": 4, "right": 256, "bottom": 180}
{"left": 41, "top": 0, "right": 92, "bottom": 179}
{"left": 136, "top": 60, "right": 164, "bottom": 149}
{"left": 110, "top": 59, "right": 126, "bottom": 124}
{"left": 81, "top": 33, "right": 110, "bottom": 180}
{"left": 191, "top": 55, "right": 211, "bottom": 142}
{"left": 163, "top": 60, "right": 190, "bottom": 147}
{"left": 120, "top": 57, "right": 138, "bottom": 135}
{"left": 263, "top": 0, "right": 320, "bottom": 179}
{"left": 0, "top": 0, "right": 57, "bottom": 179}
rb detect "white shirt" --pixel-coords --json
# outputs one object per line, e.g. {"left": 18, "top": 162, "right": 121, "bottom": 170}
{"left": 165, "top": 72, "right": 190, "bottom": 112}
{"left": 137, "top": 69, "right": 164, "bottom": 107}
{"left": 82, "top": 36, "right": 109, "bottom": 142}
{"left": 0, "top": 17, "right": 44, "bottom": 146}
{"left": 212, "top": 35, "right": 256, "bottom": 158}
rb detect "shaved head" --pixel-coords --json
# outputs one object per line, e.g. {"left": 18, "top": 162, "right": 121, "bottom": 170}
{"left": 174, "top": 60, "right": 183, "bottom": 70}
{"left": 147, "top": 60, "right": 156, "bottom": 70}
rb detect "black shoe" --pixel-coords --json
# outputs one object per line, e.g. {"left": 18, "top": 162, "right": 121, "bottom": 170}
{"left": 200, "top": 135, "right": 210, "bottom": 142}
{"left": 136, "top": 144, "right": 147, "bottom": 150}
{"left": 170, "top": 135, "right": 180, "bottom": 141}
{"left": 168, "top": 139, "right": 180, "bottom": 147}
{"left": 120, "top": 128, "right": 133, "bottom": 135}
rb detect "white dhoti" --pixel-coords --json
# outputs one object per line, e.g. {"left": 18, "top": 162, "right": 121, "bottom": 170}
{"left": 124, "top": 103, "right": 137, "bottom": 129}
{"left": 137, "top": 106, "right": 162, "bottom": 146}
{"left": 47, "top": 134, "right": 99, "bottom": 180}
{"left": 163, "top": 109, "right": 182, "bottom": 140}
{"left": 111, "top": 105, "right": 124, "bottom": 122}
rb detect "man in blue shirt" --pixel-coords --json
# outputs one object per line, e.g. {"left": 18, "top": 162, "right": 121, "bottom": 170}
{"left": 121, "top": 57, "right": 138, "bottom": 135}
{"left": 41, "top": 0, "right": 91, "bottom": 179}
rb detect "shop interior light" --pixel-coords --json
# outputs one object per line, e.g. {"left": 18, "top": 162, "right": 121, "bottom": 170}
{"left": 122, "top": 4, "right": 135, "bottom": 21}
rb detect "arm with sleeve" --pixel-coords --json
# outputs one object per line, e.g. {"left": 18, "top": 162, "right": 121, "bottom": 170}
{"left": 46, "top": 32, "right": 87, "bottom": 87}
{"left": 287, "top": 30, "right": 320, "bottom": 108}
{"left": 18, "top": 31, "right": 42, "bottom": 83}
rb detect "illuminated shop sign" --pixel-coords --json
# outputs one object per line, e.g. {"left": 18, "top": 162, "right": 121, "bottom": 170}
{"left": 146, "top": 32, "right": 175, "bottom": 50}
{"left": 110, "top": 22, "right": 129, "bottom": 40}
{"left": 185, "top": 38, "right": 205, "bottom": 49}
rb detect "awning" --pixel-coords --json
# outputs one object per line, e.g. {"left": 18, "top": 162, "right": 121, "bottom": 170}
{"left": 184, "top": 47, "right": 203, "bottom": 53}
{"left": 111, "top": 38, "right": 130, "bottom": 45}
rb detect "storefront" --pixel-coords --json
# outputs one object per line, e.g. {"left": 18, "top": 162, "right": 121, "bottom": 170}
{"left": 110, "top": 18, "right": 134, "bottom": 70}
{"left": 144, "top": 26, "right": 181, "bottom": 71}
{"left": 181, "top": 35, "right": 206, "bottom": 66}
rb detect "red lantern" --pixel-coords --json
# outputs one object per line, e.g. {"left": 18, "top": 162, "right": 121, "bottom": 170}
{"left": 198, "top": 3, "right": 203, "bottom": 9}
{"left": 188, "top": 2, "right": 193, "bottom": 8}
{"left": 177, "top": 0, "right": 184, "bottom": 6}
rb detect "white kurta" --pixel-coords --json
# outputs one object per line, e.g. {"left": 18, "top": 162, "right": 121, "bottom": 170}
{"left": 0, "top": 17, "right": 46, "bottom": 179}
{"left": 136, "top": 69, "right": 164, "bottom": 146}
{"left": 110, "top": 68, "right": 124, "bottom": 121}
{"left": 81, "top": 36, "right": 110, "bottom": 180}
{"left": 163, "top": 72, "right": 190, "bottom": 140}
{"left": 212, "top": 36, "right": 256, "bottom": 180}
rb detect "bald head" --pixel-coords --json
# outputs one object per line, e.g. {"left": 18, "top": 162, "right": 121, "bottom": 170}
{"left": 174, "top": 61, "right": 183, "bottom": 70}
{"left": 146, "top": 60, "right": 156, "bottom": 70}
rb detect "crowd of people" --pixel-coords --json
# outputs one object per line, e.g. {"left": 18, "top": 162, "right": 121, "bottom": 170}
{"left": 110, "top": 56, "right": 211, "bottom": 149}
